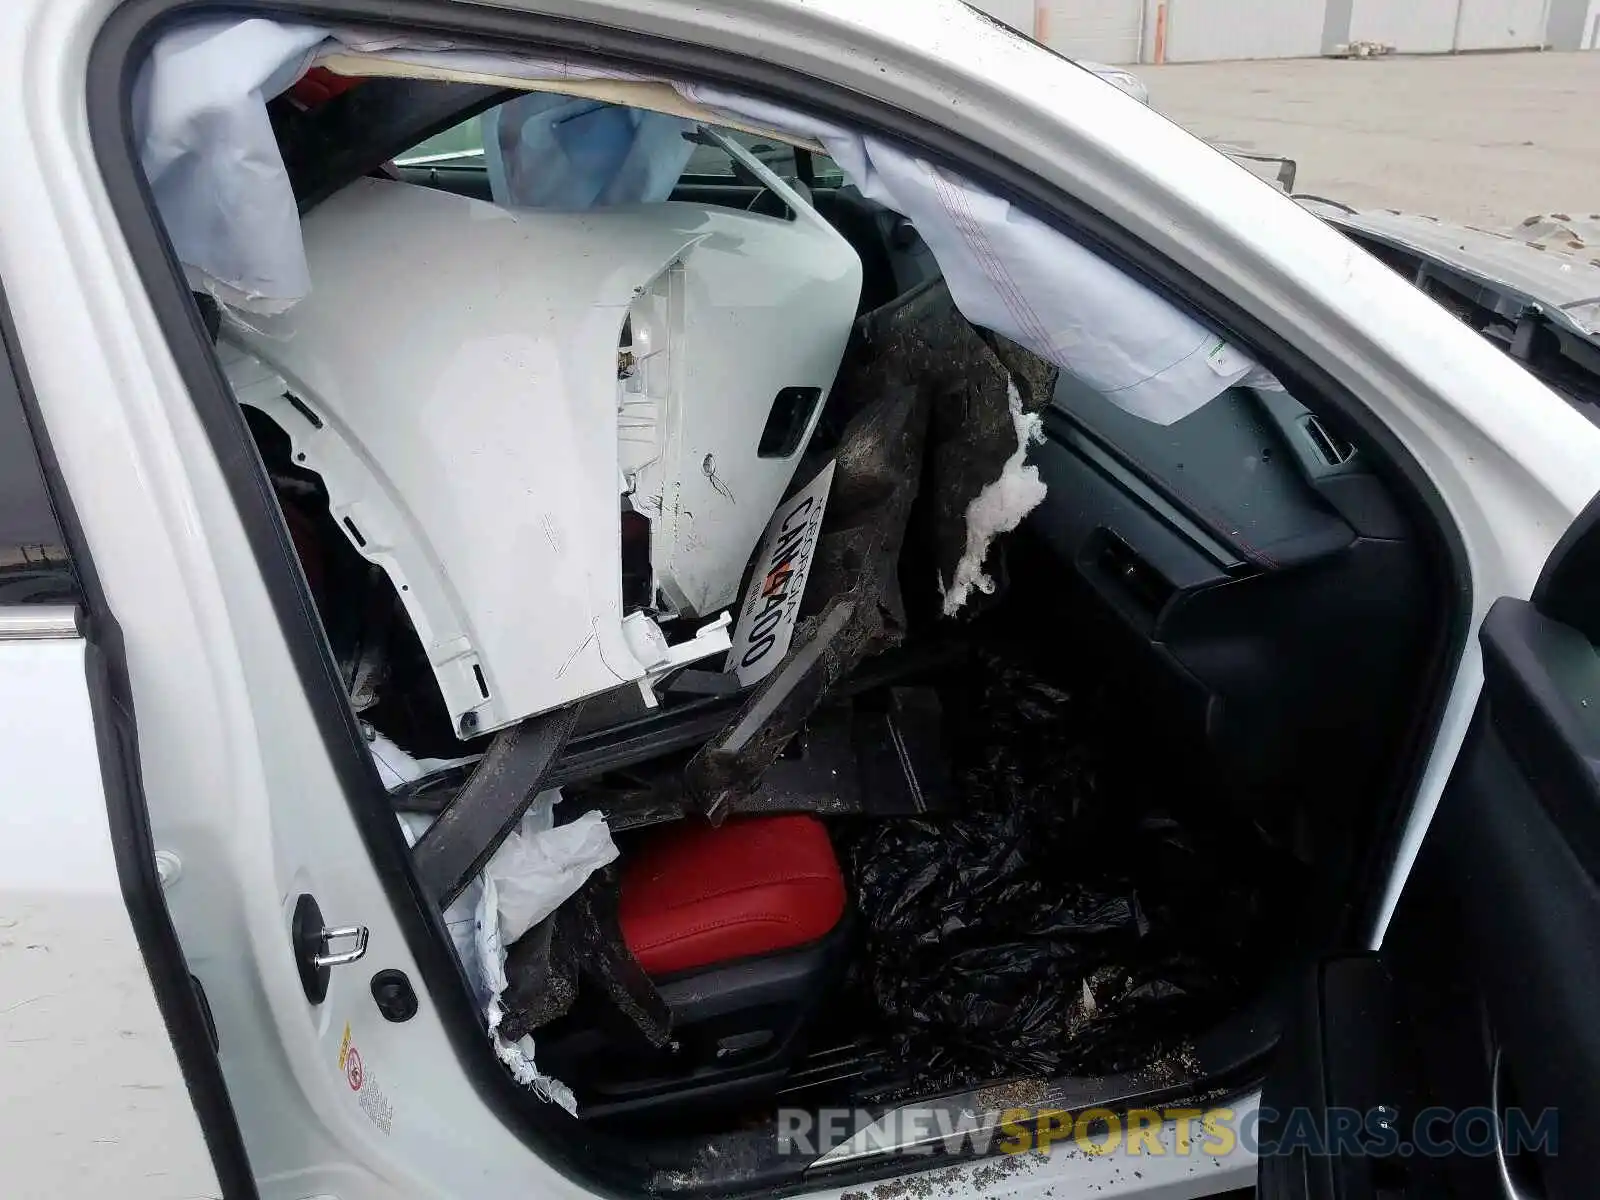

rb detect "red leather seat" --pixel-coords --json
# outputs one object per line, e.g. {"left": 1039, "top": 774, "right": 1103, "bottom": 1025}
{"left": 618, "top": 814, "right": 846, "bottom": 977}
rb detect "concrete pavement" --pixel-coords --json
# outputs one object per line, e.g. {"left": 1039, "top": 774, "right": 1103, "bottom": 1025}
{"left": 1140, "top": 51, "right": 1598, "bottom": 228}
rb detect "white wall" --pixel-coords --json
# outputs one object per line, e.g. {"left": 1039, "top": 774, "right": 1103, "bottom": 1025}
{"left": 972, "top": 0, "right": 1591, "bottom": 59}
{"left": 1037, "top": 0, "right": 1146, "bottom": 63}
{"left": 1161, "top": 0, "right": 1328, "bottom": 60}
{"left": 977, "top": 0, "right": 1037, "bottom": 33}
{"left": 1346, "top": 0, "right": 1547, "bottom": 49}
{"left": 1455, "top": 0, "right": 1549, "bottom": 47}
{"left": 1348, "top": 0, "right": 1458, "bottom": 51}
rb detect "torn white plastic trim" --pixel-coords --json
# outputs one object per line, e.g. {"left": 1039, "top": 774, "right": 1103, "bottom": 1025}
{"left": 219, "top": 336, "right": 507, "bottom": 733}
{"left": 623, "top": 611, "right": 733, "bottom": 706}
{"left": 940, "top": 378, "right": 1048, "bottom": 616}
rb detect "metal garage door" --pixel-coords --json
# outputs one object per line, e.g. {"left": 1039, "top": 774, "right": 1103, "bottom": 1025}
{"left": 1347, "top": 0, "right": 1459, "bottom": 52}
{"left": 973, "top": 0, "right": 1036, "bottom": 34}
{"left": 1455, "top": 0, "right": 1548, "bottom": 48}
{"left": 1162, "top": 0, "right": 1327, "bottom": 61}
{"left": 1041, "top": 0, "right": 1145, "bottom": 64}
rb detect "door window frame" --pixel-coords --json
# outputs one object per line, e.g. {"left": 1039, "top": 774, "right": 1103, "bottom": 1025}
{"left": 85, "top": 0, "right": 1473, "bottom": 1188}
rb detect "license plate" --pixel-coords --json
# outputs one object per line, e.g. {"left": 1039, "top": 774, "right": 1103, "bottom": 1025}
{"left": 726, "top": 460, "right": 835, "bottom": 686}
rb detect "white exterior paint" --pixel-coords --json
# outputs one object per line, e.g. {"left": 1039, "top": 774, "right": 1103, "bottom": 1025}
{"left": 5, "top": 2, "right": 1600, "bottom": 1200}
{"left": 0, "top": 632, "right": 217, "bottom": 1200}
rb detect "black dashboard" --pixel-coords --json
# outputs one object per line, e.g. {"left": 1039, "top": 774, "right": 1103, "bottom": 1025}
{"left": 1027, "top": 373, "right": 1429, "bottom": 812}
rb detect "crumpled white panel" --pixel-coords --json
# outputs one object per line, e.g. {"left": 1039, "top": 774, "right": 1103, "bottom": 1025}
{"left": 139, "top": 18, "right": 1272, "bottom": 420}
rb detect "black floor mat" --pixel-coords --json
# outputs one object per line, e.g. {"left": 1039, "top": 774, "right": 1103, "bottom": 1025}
{"left": 838, "top": 640, "right": 1308, "bottom": 1092}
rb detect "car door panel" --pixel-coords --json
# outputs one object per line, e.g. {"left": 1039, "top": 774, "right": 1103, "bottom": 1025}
{"left": 0, "top": 314, "right": 233, "bottom": 1196}
{"left": 0, "top": 620, "right": 228, "bottom": 1200}
{"left": 1263, "top": 592, "right": 1600, "bottom": 1200}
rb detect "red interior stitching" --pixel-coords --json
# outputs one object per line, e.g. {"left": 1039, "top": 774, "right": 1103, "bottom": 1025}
{"left": 629, "top": 912, "right": 812, "bottom": 952}
{"left": 630, "top": 870, "right": 840, "bottom": 913}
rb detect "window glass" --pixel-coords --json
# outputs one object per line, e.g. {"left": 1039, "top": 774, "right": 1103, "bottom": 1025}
{"left": 811, "top": 155, "right": 847, "bottom": 188}
{"left": 0, "top": 354, "right": 78, "bottom": 605}
{"left": 681, "top": 131, "right": 796, "bottom": 181}
{"left": 396, "top": 114, "right": 484, "bottom": 165}
{"left": 397, "top": 105, "right": 848, "bottom": 191}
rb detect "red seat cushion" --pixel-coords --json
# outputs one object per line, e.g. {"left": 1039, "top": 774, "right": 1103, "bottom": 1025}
{"left": 618, "top": 815, "right": 846, "bottom": 977}
{"left": 287, "top": 67, "right": 362, "bottom": 110}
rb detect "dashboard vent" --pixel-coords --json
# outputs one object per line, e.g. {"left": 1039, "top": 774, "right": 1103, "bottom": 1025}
{"left": 1304, "top": 415, "right": 1355, "bottom": 466}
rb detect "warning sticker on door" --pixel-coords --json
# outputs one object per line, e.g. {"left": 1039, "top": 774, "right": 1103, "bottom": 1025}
{"left": 727, "top": 460, "right": 835, "bottom": 686}
{"left": 335, "top": 1020, "right": 393, "bottom": 1135}
{"left": 1203, "top": 338, "right": 1250, "bottom": 378}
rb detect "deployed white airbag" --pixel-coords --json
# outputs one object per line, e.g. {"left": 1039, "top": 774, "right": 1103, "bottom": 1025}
{"left": 398, "top": 791, "right": 617, "bottom": 1112}
{"left": 482, "top": 91, "right": 694, "bottom": 210}
{"left": 139, "top": 17, "right": 1275, "bottom": 424}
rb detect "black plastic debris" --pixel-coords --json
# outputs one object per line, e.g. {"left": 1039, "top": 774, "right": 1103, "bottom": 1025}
{"left": 684, "top": 382, "right": 929, "bottom": 821}
{"left": 924, "top": 320, "right": 1056, "bottom": 617}
{"left": 499, "top": 867, "right": 672, "bottom": 1047}
{"left": 560, "top": 647, "right": 970, "bottom": 828}
{"left": 684, "top": 282, "right": 1056, "bottom": 820}
{"left": 848, "top": 646, "right": 1299, "bottom": 1085}
{"left": 733, "top": 685, "right": 954, "bottom": 818}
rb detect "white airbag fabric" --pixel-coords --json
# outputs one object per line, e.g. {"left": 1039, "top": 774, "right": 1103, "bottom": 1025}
{"left": 483, "top": 92, "right": 694, "bottom": 210}
{"left": 397, "top": 791, "right": 618, "bottom": 1113}
{"left": 139, "top": 19, "right": 1274, "bottom": 423}
{"left": 682, "top": 87, "right": 1277, "bottom": 424}
{"left": 941, "top": 378, "right": 1048, "bottom": 615}
{"left": 135, "top": 19, "right": 326, "bottom": 312}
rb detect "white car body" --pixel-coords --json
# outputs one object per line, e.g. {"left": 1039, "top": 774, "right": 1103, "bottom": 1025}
{"left": 2, "top": 2, "right": 1599, "bottom": 1200}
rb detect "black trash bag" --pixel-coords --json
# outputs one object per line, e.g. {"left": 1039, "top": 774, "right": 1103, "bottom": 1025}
{"left": 848, "top": 648, "right": 1296, "bottom": 1086}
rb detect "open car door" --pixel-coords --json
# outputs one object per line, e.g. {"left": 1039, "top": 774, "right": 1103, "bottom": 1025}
{"left": 1259, "top": 501, "right": 1600, "bottom": 1200}
{"left": 0, "top": 329, "right": 238, "bottom": 1195}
